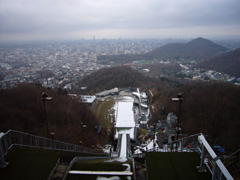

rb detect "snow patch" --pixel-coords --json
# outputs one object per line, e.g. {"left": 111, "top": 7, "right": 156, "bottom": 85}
{"left": 122, "top": 163, "right": 131, "bottom": 172}
{"left": 115, "top": 97, "right": 135, "bottom": 127}
{"left": 97, "top": 176, "right": 131, "bottom": 180}
{"left": 96, "top": 176, "right": 121, "bottom": 180}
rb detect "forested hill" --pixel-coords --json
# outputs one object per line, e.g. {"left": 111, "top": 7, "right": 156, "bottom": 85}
{"left": 195, "top": 48, "right": 240, "bottom": 77}
{"left": 0, "top": 84, "right": 104, "bottom": 147}
{"left": 1, "top": 67, "right": 240, "bottom": 151}
{"left": 146, "top": 37, "right": 227, "bottom": 60}
{"left": 77, "top": 66, "right": 151, "bottom": 93}
{"left": 97, "top": 37, "right": 227, "bottom": 63}
{"left": 151, "top": 81, "right": 240, "bottom": 151}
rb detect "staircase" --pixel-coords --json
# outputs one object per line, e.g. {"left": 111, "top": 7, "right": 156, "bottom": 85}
{"left": 224, "top": 149, "right": 240, "bottom": 179}
{"left": 227, "top": 160, "right": 240, "bottom": 175}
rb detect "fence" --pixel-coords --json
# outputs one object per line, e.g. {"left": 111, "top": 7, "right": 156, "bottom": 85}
{"left": 0, "top": 129, "right": 105, "bottom": 168}
{"left": 133, "top": 133, "right": 234, "bottom": 180}
{"left": 165, "top": 133, "right": 201, "bottom": 152}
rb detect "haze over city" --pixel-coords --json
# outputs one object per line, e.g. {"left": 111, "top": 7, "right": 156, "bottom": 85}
{"left": 0, "top": 0, "right": 240, "bottom": 42}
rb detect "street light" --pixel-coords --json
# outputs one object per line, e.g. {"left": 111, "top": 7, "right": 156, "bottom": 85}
{"left": 68, "top": 95, "right": 81, "bottom": 125}
{"left": 42, "top": 92, "right": 52, "bottom": 138}
{"left": 171, "top": 93, "right": 183, "bottom": 141}
{"left": 149, "top": 123, "right": 159, "bottom": 151}
{"left": 81, "top": 123, "right": 87, "bottom": 145}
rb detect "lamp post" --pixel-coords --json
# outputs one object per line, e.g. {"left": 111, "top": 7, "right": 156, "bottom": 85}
{"left": 149, "top": 123, "right": 159, "bottom": 151}
{"left": 152, "top": 124, "right": 156, "bottom": 151}
{"left": 111, "top": 114, "right": 116, "bottom": 145}
{"left": 81, "top": 123, "right": 87, "bottom": 145}
{"left": 42, "top": 92, "right": 52, "bottom": 138}
{"left": 171, "top": 93, "right": 183, "bottom": 141}
{"left": 68, "top": 95, "right": 81, "bottom": 125}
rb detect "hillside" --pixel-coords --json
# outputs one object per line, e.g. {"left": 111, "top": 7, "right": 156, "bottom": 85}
{"left": 97, "top": 54, "right": 148, "bottom": 64}
{"left": 0, "top": 84, "right": 107, "bottom": 147}
{"left": 97, "top": 38, "right": 227, "bottom": 63}
{"left": 77, "top": 66, "right": 151, "bottom": 92}
{"left": 1, "top": 67, "right": 239, "bottom": 152}
{"left": 151, "top": 81, "right": 240, "bottom": 151}
{"left": 146, "top": 37, "right": 227, "bottom": 60}
{"left": 195, "top": 48, "right": 240, "bottom": 77}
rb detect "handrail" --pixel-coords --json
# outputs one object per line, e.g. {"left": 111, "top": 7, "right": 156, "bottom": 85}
{"left": 166, "top": 133, "right": 201, "bottom": 145}
{"left": 0, "top": 129, "right": 106, "bottom": 168}
{"left": 223, "top": 148, "right": 240, "bottom": 160}
{"left": 132, "top": 133, "right": 234, "bottom": 180}
{"left": 6, "top": 129, "right": 102, "bottom": 153}
{"left": 47, "top": 158, "right": 60, "bottom": 180}
{"left": 198, "top": 134, "right": 234, "bottom": 180}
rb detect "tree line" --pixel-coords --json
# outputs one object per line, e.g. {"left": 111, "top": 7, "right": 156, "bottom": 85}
{"left": 151, "top": 81, "right": 240, "bottom": 151}
{"left": 0, "top": 84, "right": 108, "bottom": 147}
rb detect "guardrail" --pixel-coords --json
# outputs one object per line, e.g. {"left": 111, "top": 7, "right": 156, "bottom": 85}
{"left": 0, "top": 129, "right": 105, "bottom": 168}
{"left": 197, "top": 134, "right": 233, "bottom": 180}
{"left": 133, "top": 133, "right": 234, "bottom": 180}
{"left": 165, "top": 133, "right": 201, "bottom": 152}
{"left": 112, "top": 134, "right": 122, "bottom": 157}
{"left": 127, "top": 134, "right": 132, "bottom": 157}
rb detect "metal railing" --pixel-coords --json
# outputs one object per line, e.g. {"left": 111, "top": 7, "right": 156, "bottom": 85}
{"left": 165, "top": 133, "right": 201, "bottom": 152}
{"left": 47, "top": 158, "right": 60, "bottom": 180}
{"left": 197, "top": 134, "right": 233, "bottom": 180}
{"left": 0, "top": 129, "right": 105, "bottom": 168}
{"left": 133, "top": 133, "right": 234, "bottom": 180}
{"left": 63, "top": 156, "right": 112, "bottom": 180}
{"left": 111, "top": 134, "right": 122, "bottom": 157}
{"left": 166, "top": 134, "right": 234, "bottom": 180}
{"left": 223, "top": 148, "right": 240, "bottom": 161}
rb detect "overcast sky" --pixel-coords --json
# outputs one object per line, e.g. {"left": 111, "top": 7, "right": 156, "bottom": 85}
{"left": 0, "top": 0, "right": 240, "bottom": 42}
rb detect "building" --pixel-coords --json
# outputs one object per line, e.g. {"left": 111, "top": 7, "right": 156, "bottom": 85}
{"left": 96, "top": 88, "right": 119, "bottom": 97}
{"left": 80, "top": 95, "right": 96, "bottom": 104}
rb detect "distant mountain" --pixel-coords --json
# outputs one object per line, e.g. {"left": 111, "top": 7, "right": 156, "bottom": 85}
{"left": 146, "top": 37, "right": 227, "bottom": 60}
{"left": 97, "top": 38, "right": 227, "bottom": 63}
{"left": 195, "top": 48, "right": 240, "bottom": 77}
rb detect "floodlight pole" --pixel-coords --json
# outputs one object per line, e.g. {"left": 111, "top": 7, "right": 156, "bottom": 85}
{"left": 42, "top": 92, "right": 52, "bottom": 138}
{"left": 171, "top": 93, "right": 183, "bottom": 141}
{"left": 81, "top": 123, "right": 87, "bottom": 145}
{"left": 68, "top": 95, "right": 81, "bottom": 125}
{"left": 153, "top": 123, "right": 156, "bottom": 151}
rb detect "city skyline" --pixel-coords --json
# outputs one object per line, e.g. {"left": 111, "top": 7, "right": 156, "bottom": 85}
{"left": 0, "top": 0, "right": 240, "bottom": 42}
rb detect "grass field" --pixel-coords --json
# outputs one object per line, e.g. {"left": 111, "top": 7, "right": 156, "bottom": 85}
{"left": 0, "top": 148, "right": 61, "bottom": 180}
{"left": 94, "top": 97, "right": 116, "bottom": 128}
{"left": 146, "top": 152, "right": 211, "bottom": 180}
{"left": 0, "top": 147, "right": 108, "bottom": 180}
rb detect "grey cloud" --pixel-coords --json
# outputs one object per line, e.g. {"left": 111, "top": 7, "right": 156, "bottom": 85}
{"left": 0, "top": 0, "right": 239, "bottom": 39}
